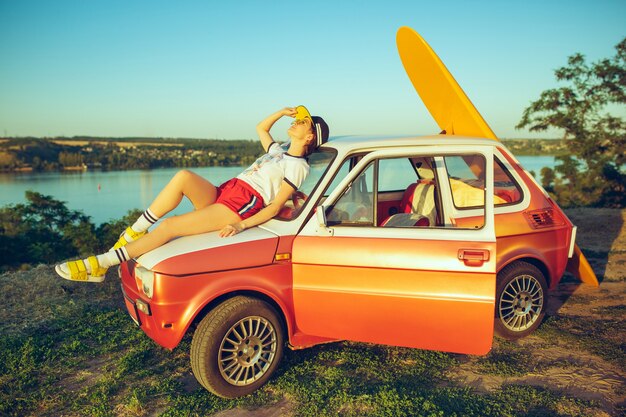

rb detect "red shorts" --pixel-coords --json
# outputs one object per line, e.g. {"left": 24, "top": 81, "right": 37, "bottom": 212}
{"left": 215, "top": 178, "right": 264, "bottom": 220}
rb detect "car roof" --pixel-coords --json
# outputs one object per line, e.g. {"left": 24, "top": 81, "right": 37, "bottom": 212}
{"left": 320, "top": 135, "right": 505, "bottom": 154}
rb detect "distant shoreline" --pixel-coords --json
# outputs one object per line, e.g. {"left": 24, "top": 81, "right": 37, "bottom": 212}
{"left": 0, "top": 136, "right": 261, "bottom": 173}
{"left": 0, "top": 136, "right": 569, "bottom": 173}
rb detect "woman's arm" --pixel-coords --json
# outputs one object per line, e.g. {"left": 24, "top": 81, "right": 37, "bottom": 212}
{"left": 256, "top": 107, "right": 297, "bottom": 152}
{"left": 219, "top": 182, "right": 296, "bottom": 237}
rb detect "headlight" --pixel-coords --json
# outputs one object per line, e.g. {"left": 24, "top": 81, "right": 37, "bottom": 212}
{"left": 135, "top": 266, "right": 155, "bottom": 299}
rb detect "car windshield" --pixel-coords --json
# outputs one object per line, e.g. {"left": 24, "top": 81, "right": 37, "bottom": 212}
{"left": 276, "top": 148, "right": 337, "bottom": 221}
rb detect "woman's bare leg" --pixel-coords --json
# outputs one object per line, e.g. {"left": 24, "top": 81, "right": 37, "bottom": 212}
{"left": 56, "top": 173, "right": 237, "bottom": 280}
{"left": 114, "top": 170, "right": 220, "bottom": 248}
{"left": 149, "top": 169, "right": 219, "bottom": 217}
{"left": 124, "top": 203, "right": 241, "bottom": 258}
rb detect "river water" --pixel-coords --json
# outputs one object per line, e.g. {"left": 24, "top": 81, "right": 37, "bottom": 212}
{"left": 0, "top": 156, "right": 558, "bottom": 225}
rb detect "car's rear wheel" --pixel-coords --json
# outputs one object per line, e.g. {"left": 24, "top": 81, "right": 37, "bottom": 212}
{"left": 494, "top": 261, "right": 547, "bottom": 340}
{"left": 190, "top": 296, "right": 284, "bottom": 398}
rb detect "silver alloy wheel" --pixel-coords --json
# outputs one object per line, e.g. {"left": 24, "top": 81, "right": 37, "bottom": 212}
{"left": 218, "top": 316, "right": 277, "bottom": 386}
{"left": 498, "top": 274, "right": 544, "bottom": 332}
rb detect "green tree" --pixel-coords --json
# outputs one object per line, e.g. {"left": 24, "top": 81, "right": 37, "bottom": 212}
{"left": 517, "top": 38, "right": 625, "bottom": 207}
{"left": 94, "top": 208, "right": 143, "bottom": 252}
{"left": 0, "top": 192, "right": 95, "bottom": 268}
{"left": 0, "top": 192, "right": 146, "bottom": 270}
{"left": 58, "top": 151, "right": 84, "bottom": 167}
{"left": 540, "top": 167, "right": 555, "bottom": 191}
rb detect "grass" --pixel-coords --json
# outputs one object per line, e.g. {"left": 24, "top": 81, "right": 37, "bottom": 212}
{"left": 0, "top": 265, "right": 622, "bottom": 416}
{"left": 475, "top": 341, "right": 536, "bottom": 377}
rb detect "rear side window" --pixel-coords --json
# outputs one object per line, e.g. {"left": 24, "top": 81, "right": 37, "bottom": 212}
{"left": 493, "top": 159, "right": 523, "bottom": 205}
{"left": 444, "top": 156, "right": 523, "bottom": 208}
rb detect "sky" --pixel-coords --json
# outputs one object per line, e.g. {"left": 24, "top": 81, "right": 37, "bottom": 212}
{"left": 0, "top": 0, "right": 624, "bottom": 141}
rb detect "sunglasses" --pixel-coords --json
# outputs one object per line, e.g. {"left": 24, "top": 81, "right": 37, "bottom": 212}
{"left": 291, "top": 119, "right": 312, "bottom": 127}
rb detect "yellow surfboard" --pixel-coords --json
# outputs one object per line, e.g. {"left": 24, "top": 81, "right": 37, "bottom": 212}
{"left": 396, "top": 26, "right": 598, "bottom": 286}
{"left": 566, "top": 245, "right": 599, "bottom": 287}
{"left": 396, "top": 26, "right": 497, "bottom": 140}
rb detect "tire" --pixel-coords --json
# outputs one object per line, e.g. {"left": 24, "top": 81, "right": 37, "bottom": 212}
{"left": 494, "top": 261, "right": 548, "bottom": 340}
{"left": 190, "top": 296, "right": 284, "bottom": 398}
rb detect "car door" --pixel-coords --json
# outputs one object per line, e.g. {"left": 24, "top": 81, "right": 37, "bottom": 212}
{"left": 292, "top": 145, "right": 497, "bottom": 355}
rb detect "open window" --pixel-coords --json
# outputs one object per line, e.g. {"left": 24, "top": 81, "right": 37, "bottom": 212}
{"left": 323, "top": 149, "right": 493, "bottom": 231}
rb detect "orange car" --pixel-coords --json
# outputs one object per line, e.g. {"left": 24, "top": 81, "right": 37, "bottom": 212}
{"left": 119, "top": 27, "right": 597, "bottom": 398}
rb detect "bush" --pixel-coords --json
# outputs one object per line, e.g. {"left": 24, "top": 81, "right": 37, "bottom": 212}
{"left": 0, "top": 191, "right": 140, "bottom": 271}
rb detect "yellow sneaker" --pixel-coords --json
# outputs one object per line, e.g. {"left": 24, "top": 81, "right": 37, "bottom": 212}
{"left": 55, "top": 256, "right": 107, "bottom": 283}
{"left": 111, "top": 226, "right": 146, "bottom": 250}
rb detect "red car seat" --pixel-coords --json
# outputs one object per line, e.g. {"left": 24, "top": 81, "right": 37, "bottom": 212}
{"left": 382, "top": 179, "right": 437, "bottom": 227}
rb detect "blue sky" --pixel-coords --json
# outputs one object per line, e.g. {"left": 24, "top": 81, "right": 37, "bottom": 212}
{"left": 1, "top": 0, "right": 624, "bottom": 140}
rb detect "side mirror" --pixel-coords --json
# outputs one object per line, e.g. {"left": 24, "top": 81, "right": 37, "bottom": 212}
{"left": 316, "top": 205, "right": 328, "bottom": 227}
{"left": 315, "top": 206, "right": 333, "bottom": 236}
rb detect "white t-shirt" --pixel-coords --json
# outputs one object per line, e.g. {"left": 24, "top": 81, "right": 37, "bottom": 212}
{"left": 237, "top": 142, "right": 310, "bottom": 205}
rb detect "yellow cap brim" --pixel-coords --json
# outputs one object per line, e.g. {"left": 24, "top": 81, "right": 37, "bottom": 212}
{"left": 295, "top": 105, "right": 313, "bottom": 123}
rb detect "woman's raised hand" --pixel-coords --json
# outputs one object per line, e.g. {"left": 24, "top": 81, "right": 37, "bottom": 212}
{"left": 257, "top": 107, "right": 298, "bottom": 152}
{"left": 281, "top": 107, "right": 297, "bottom": 118}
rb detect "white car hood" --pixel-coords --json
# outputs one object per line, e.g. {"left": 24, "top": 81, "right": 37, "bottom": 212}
{"left": 136, "top": 227, "right": 279, "bottom": 273}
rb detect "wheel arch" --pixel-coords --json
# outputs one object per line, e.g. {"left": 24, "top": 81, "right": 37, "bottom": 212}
{"left": 189, "top": 290, "right": 291, "bottom": 341}
{"left": 498, "top": 256, "right": 551, "bottom": 288}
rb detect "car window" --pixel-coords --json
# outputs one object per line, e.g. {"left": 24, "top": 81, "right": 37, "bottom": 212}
{"left": 444, "top": 155, "right": 487, "bottom": 209}
{"left": 300, "top": 150, "right": 336, "bottom": 197}
{"left": 276, "top": 149, "right": 336, "bottom": 221}
{"left": 444, "top": 155, "right": 522, "bottom": 208}
{"left": 326, "top": 152, "right": 489, "bottom": 230}
{"left": 494, "top": 158, "right": 523, "bottom": 205}
{"left": 324, "top": 157, "right": 352, "bottom": 198}
{"left": 378, "top": 158, "right": 418, "bottom": 192}
{"left": 327, "top": 161, "right": 374, "bottom": 225}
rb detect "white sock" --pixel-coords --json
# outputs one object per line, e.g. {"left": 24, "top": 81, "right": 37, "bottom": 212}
{"left": 131, "top": 208, "right": 159, "bottom": 233}
{"left": 96, "top": 247, "right": 130, "bottom": 269}
{"left": 59, "top": 247, "right": 129, "bottom": 277}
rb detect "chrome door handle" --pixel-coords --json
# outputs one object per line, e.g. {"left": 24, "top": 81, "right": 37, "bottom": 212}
{"left": 458, "top": 249, "right": 490, "bottom": 267}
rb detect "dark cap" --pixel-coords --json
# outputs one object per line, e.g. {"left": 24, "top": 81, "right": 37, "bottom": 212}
{"left": 311, "top": 116, "right": 329, "bottom": 147}
{"left": 295, "top": 105, "right": 329, "bottom": 148}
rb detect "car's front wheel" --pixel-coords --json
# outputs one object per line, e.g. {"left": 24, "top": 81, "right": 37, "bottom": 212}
{"left": 190, "top": 296, "right": 284, "bottom": 398}
{"left": 494, "top": 261, "right": 547, "bottom": 340}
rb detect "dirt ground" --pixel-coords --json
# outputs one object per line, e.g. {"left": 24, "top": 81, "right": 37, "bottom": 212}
{"left": 447, "top": 281, "right": 626, "bottom": 416}
{"left": 565, "top": 208, "right": 626, "bottom": 283}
